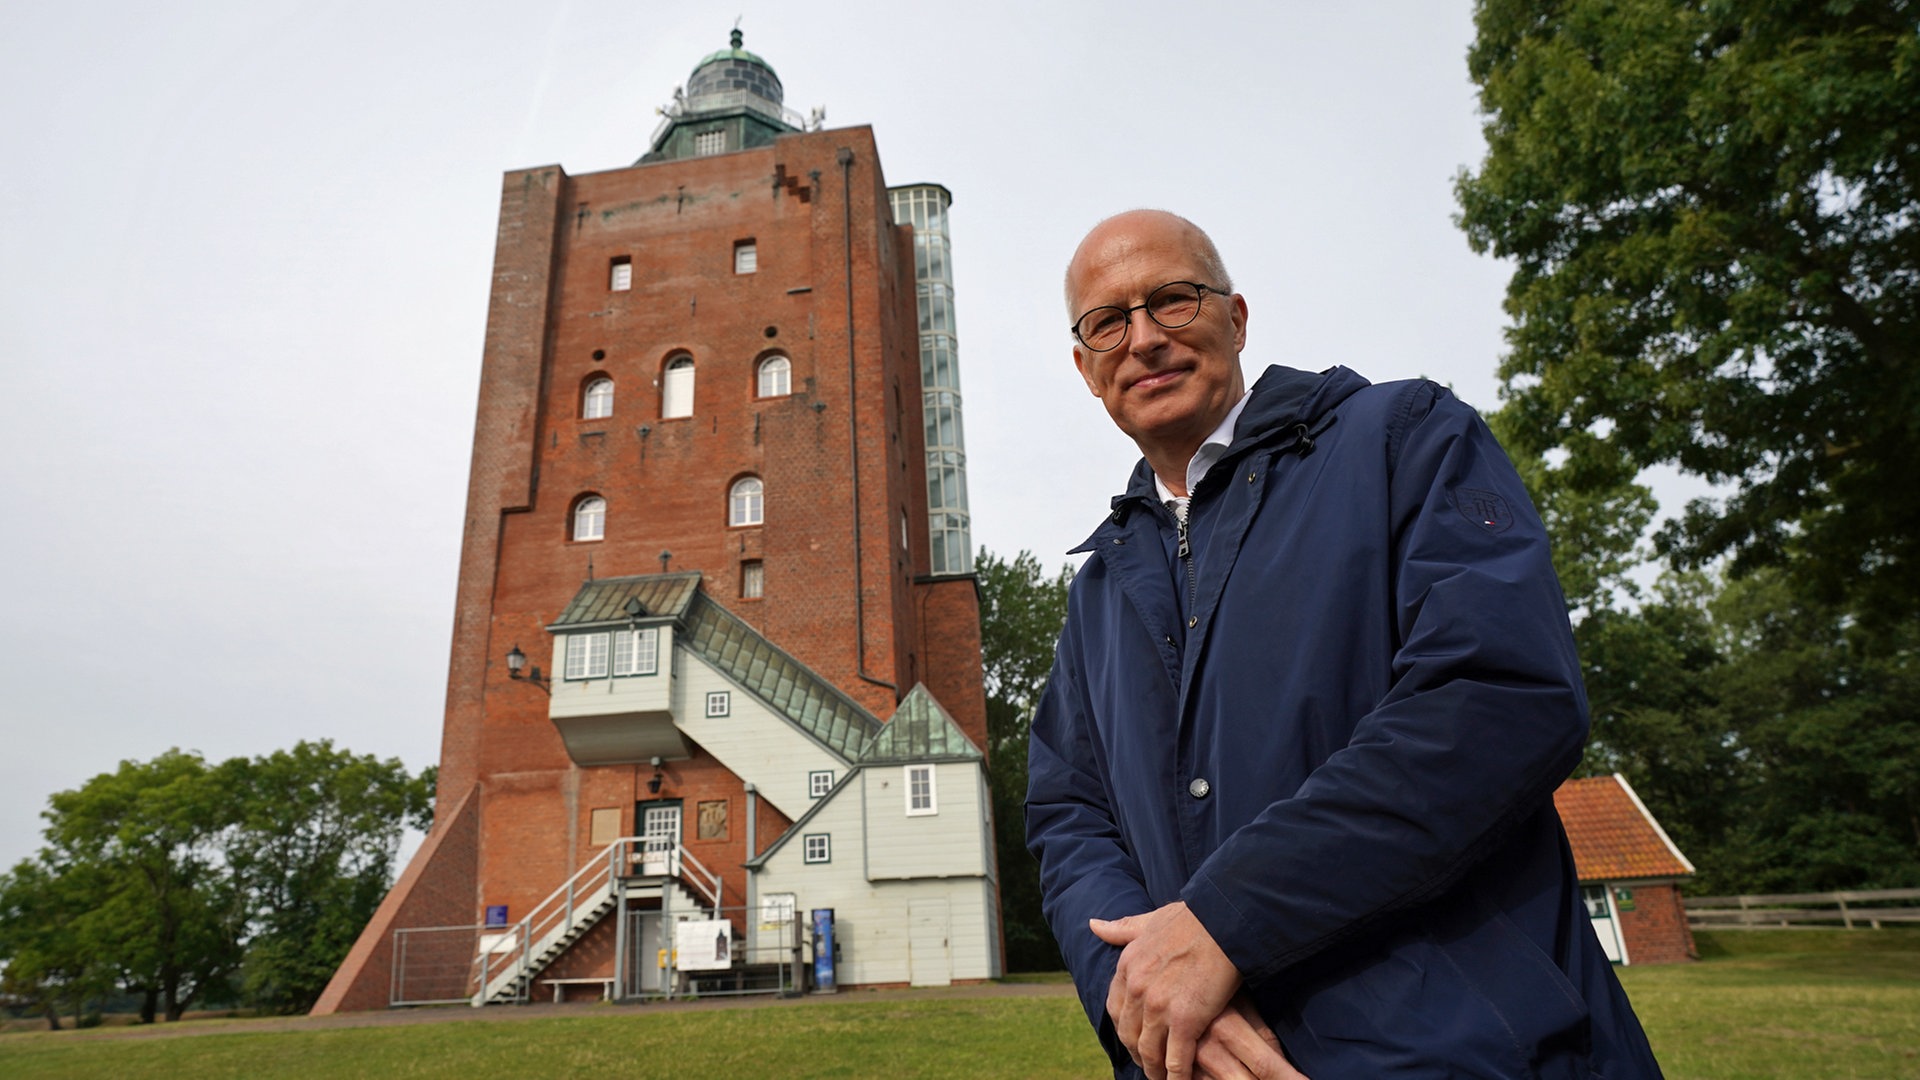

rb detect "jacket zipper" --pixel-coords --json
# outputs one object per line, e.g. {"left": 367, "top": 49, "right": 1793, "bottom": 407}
{"left": 1177, "top": 508, "right": 1198, "bottom": 620}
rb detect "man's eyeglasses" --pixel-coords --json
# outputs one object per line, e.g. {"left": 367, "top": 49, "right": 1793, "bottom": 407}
{"left": 1071, "top": 281, "right": 1228, "bottom": 352}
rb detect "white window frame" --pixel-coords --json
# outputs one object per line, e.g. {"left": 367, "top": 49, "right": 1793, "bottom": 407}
{"left": 757, "top": 355, "right": 790, "bottom": 398}
{"left": 612, "top": 628, "right": 658, "bottom": 676}
{"left": 734, "top": 240, "right": 757, "bottom": 274}
{"left": 573, "top": 496, "right": 605, "bottom": 542}
{"left": 741, "top": 560, "right": 764, "bottom": 600}
{"left": 694, "top": 130, "right": 725, "bottom": 156}
{"left": 730, "top": 476, "right": 763, "bottom": 527}
{"left": 802, "top": 833, "right": 830, "bottom": 864}
{"left": 705, "top": 691, "right": 730, "bottom": 717}
{"left": 565, "top": 632, "right": 610, "bottom": 680}
{"left": 642, "top": 803, "right": 682, "bottom": 861}
{"left": 808, "top": 770, "right": 833, "bottom": 799}
{"left": 662, "top": 356, "right": 694, "bottom": 419}
{"left": 583, "top": 377, "right": 614, "bottom": 420}
{"left": 609, "top": 257, "right": 632, "bottom": 291}
{"left": 565, "top": 629, "right": 656, "bottom": 681}
{"left": 905, "top": 764, "right": 937, "bottom": 816}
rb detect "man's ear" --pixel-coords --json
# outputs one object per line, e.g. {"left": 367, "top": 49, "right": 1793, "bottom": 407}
{"left": 1229, "top": 293, "right": 1249, "bottom": 353}
{"left": 1072, "top": 346, "right": 1101, "bottom": 395}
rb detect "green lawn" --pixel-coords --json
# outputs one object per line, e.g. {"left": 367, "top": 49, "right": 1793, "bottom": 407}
{"left": 1619, "top": 930, "right": 1920, "bottom": 1080}
{"left": 2, "top": 931, "right": 1914, "bottom": 1079}
{"left": 0, "top": 997, "right": 1112, "bottom": 1080}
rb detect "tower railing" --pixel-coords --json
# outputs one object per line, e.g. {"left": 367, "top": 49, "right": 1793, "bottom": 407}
{"left": 648, "top": 92, "right": 807, "bottom": 145}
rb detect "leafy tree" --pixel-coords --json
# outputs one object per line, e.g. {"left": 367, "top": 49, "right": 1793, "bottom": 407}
{"left": 40, "top": 750, "right": 247, "bottom": 1022}
{"left": 1557, "top": 563, "right": 1920, "bottom": 895}
{"left": 226, "top": 742, "right": 434, "bottom": 1013}
{"left": 1700, "top": 572, "right": 1920, "bottom": 892}
{"left": 0, "top": 859, "right": 115, "bottom": 1029}
{"left": 1456, "top": 0, "right": 1920, "bottom": 617}
{"left": 0, "top": 743, "right": 432, "bottom": 1021}
{"left": 1490, "top": 408, "right": 1656, "bottom": 621}
{"left": 976, "top": 548, "right": 1074, "bottom": 972}
{"left": 1569, "top": 573, "right": 1748, "bottom": 885}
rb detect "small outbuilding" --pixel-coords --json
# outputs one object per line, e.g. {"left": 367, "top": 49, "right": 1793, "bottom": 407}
{"left": 1554, "top": 774, "right": 1698, "bottom": 965}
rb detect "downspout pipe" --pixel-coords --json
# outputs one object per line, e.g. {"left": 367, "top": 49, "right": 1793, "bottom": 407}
{"left": 840, "top": 145, "right": 896, "bottom": 694}
{"left": 744, "top": 782, "right": 758, "bottom": 954}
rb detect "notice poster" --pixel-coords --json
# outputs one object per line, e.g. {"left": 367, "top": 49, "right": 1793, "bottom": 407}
{"left": 759, "top": 892, "right": 797, "bottom": 931}
{"left": 674, "top": 919, "right": 733, "bottom": 971}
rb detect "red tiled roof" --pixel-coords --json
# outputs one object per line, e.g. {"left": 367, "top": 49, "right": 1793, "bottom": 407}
{"left": 1554, "top": 774, "right": 1694, "bottom": 882}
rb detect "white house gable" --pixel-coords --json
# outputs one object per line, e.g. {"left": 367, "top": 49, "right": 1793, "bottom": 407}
{"left": 672, "top": 652, "right": 846, "bottom": 820}
{"left": 864, "top": 761, "right": 989, "bottom": 881}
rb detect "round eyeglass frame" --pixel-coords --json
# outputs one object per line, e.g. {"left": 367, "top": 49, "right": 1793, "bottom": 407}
{"left": 1071, "top": 281, "right": 1229, "bottom": 352}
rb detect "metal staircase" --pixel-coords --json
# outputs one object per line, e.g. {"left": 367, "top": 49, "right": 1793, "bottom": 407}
{"left": 471, "top": 836, "right": 721, "bottom": 1005}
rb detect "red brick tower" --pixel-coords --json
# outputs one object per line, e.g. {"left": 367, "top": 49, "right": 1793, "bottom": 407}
{"left": 315, "top": 31, "right": 990, "bottom": 1013}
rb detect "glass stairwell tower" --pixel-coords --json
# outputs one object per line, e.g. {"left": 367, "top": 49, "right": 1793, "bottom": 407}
{"left": 888, "top": 184, "right": 971, "bottom": 575}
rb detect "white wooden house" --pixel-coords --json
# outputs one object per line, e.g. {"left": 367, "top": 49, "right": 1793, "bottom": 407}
{"left": 500, "top": 572, "right": 1002, "bottom": 997}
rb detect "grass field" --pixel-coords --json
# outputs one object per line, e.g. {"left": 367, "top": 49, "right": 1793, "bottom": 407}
{"left": 1617, "top": 930, "right": 1920, "bottom": 1079}
{"left": 1, "top": 931, "right": 1914, "bottom": 1079}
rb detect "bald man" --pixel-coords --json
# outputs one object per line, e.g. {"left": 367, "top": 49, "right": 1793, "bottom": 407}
{"left": 1025, "top": 210, "right": 1663, "bottom": 1080}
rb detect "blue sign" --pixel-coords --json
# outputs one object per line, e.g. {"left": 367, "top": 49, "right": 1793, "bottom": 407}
{"left": 485, "top": 905, "right": 509, "bottom": 928}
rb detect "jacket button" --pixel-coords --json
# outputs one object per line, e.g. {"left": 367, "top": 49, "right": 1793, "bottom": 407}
{"left": 1188, "top": 777, "right": 1211, "bottom": 799}
{"left": 1188, "top": 616, "right": 1198, "bottom": 628}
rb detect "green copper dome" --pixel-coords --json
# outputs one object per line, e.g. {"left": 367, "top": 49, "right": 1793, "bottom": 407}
{"left": 686, "top": 29, "right": 783, "bottom": 106}
{"left": 639, "top": 27, "right": 800, "bottom": 164}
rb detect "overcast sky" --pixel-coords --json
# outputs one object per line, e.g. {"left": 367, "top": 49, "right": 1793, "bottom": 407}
{"left": 0, "top": 1, "right": 1554, "bottom": 872}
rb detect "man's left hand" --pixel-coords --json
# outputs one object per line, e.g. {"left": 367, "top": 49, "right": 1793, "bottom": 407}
{"left": 1091, "top": 901, "right": 1241, "bottom": 1080}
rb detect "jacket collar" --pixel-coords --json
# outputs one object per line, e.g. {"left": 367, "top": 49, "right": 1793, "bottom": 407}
{"left": 1072, "top": 364, "right": 1371, "bottom": 552}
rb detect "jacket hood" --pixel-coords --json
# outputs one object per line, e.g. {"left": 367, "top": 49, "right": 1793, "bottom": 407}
{"left": 1108, "top": 364, "right": 1372, "bottom": 513}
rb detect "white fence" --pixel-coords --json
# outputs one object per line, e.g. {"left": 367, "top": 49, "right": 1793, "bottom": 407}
{"left": 1687, "top": 888, "right": 1920, "bottom": 930}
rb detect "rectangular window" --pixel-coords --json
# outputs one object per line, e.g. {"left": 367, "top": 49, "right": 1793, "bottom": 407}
{"left": 808, "top": 770, "right": 833, "bottom": 799}
{"left": 613, "top": 628, "right": 658, "bottom": 676}
{"left": 694, "top": 130, "right": 726, "bottom": 156}
{"left": 697, "top": 799, "right": 728, "bottom": 840}
{"left": 906, "top": 764, "right": 937, "bottom": 816}
{"left": 705, "top": 691, "right": 730, "bottom": 717}
{"left": 734, "top": 240, "right": 757, "bottom": 274}
{"left": 803, "top": 834, "right": 830, "bottom": 864}
{"left": 741, "top": 560, "right": 764, "bottom": 599}
{"left": 565, "top": 632, "right": 610, "bottom": 680}
{"left": 609, "top": 256, "right": 632, "bottom": 291}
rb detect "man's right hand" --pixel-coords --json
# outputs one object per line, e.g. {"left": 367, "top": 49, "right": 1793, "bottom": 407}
{"left": 1194, "top": 995, "right": 1309, "bottom": 1080}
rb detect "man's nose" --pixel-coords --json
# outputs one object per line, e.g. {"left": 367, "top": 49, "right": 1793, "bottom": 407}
{"left": 1125, "top": 305, "right": 1169, "bottom": 353}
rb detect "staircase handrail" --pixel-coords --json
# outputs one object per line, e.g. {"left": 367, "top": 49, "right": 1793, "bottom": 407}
{"left": 674, "top": 844, "right": 724, "bottom": 917}
{"left": 470, "top": 837, "right": 632, "bottom": 1001}
{"left": 466, "top": 835, "right": 727, "bottom": 1003}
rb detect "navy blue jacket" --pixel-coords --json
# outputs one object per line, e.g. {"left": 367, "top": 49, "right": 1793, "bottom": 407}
{"left": 1026, "top": 365, "right": 1662, "bottom": 1078}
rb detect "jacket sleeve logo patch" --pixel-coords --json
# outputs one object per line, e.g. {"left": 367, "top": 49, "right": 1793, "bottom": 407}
{"left": 1453, "top": 487, "right": 1515, "bottom": 533}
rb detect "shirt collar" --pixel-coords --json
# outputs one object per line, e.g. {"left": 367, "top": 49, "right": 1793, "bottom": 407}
{"left": 1154, "top": 390, "right": 1252, "bottom": 506}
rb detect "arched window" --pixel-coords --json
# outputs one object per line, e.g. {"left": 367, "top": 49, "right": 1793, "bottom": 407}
{"left": 583, "top": 377, "right": 614, "bottom": 419}
{"left": 662, "top": 356, "right": 695, "bottom": 418}
{"left": 573, "top": 496, "right": 605, "bottom": 541}
{"left": 729, "top": 476, "right": 763, "bottom": 527}
{"left": 757, "top": 355, "right": 791, "bottom": 398}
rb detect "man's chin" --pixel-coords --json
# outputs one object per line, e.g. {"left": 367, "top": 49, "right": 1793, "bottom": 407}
{"left": 1116, "top": 404, "right": 1211, "bottom": 454}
